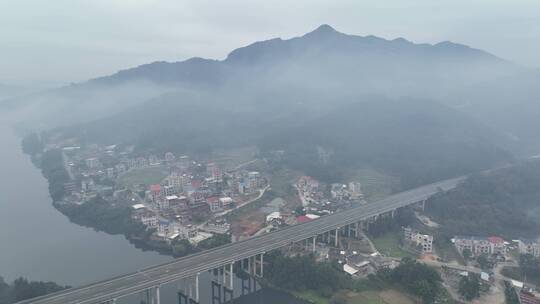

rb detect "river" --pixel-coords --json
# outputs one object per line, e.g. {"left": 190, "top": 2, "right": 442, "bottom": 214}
{"left": 0, "top": 124, "right": 172, "bottom": 286}
{"left": 0, "top": 123, "right": 308, "bottom": 303}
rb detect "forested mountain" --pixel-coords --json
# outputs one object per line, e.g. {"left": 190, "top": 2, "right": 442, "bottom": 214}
{"left": 53, "top": 92, "right": 511, "bottom": 188}
{"left": 13, "top": 25, "right": 540, "bottom": 186}
{"left": 426, "top": 159, "right": 540, "bottom": 239}
{"left": 259, "top": 98, "right": 511, "bottom": 188}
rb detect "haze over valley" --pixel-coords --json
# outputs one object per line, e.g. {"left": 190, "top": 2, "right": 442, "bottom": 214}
{"left": 2, "top": 5, "right": 540, "bottom": 304}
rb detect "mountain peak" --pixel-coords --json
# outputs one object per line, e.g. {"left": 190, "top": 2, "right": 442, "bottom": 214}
{"left": 304, "top": 24, "right": 341, "bottom": 37}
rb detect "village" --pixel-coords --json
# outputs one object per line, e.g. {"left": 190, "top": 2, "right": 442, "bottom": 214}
{"left": 51, "top": 141, "right": 540, "bottom": 303}
{"left": 55, "top": 143, "right": 371, "bottom": 252}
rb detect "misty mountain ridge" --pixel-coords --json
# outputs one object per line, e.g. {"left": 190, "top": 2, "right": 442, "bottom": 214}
{"left": 93, "top": 24, "right": 512, "bottom": 87}
{"left": 9, "top": 24, "right": 540, "bottom": 168}
{"left": 6, "top": 24, "right": 525, "bottom": 133}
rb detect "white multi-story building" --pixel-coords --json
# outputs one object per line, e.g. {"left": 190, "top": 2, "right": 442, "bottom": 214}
{"left": 157, "top": 219, "right": 170, "bottom": 236}
{"left": 81, "top": 179, "right": 95, "bottom": 192}
{"left": 518, "top": 239, "right": 540, "bottom": 257}
{"left": 163, "top": 185, "right": 177, "bottom": 197}
{"left": 85, "top": 157, "right": 100, "bottom": 169}
{"left": 141, "top": 215, "right": 158, "bottom": 228}
{"left": 404, "top": 227, "right": 433, "bottom": 254}
{"left": 248, "top": 171, "right": 260, "bottom": 189}
{"left": 167, "top": 173, "right": 183, "bottom": 192}
{"left": 453, "top": 236, "right": 506, "bottom": 257}
{"left": 157, "top": 199, "right": 170, "bottom": 210}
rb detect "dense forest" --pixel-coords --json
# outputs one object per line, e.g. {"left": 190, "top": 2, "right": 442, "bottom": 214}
{"left": 425, "top": 160, "right": 540, "bottom": 239}
{"left": 55, "top": 196, "right": 147, "bottom": 236}
{"left": 264, "top": 252, "right": 352, "bottom": 297}
{"left": 264, "top": 253, "right": 446, "bottom": 304}
{"left": 39, "top": 149, "right": 70, "bottom": 201}
{"left": 378, "top": 258, "right": 444, "bottom": 304}
{"left": 0, "top": 276, "right": 68, "bottom": 304}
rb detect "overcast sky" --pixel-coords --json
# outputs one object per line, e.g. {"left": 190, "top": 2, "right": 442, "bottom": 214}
{"left": 1, "top": 0, "right": 539, "bottom": 87}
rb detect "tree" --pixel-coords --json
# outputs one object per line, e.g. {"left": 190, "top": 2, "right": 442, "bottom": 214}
{"left": 295, "top": 206, "right": 306, "bottom": 216}
{"left": 0, "top": 276, "right": 69, "bottom": 303}
{"left": 264, "top": 253, "right": 351, "bottom": 297}
{"left": 462, "top": 248, "right": 472, "bottom": 261}
{"left": 197, "top": 234, "right": 231, "bottom": 250}
{"left": 519, "top": 254, "right": 540, "bottom": 282}
{"left": 504, "top": 281, "right": 520, "bottom": 304}
{"left": 378, "top": 258, "right": 442, "bottom": 304}
{"left": 172, "top": 239, "right": 194, "bottom": 257}
{"left": 0, "top": 276, "right": 13, "bottom": 304}
{"left": 476, "top": 254, "right": 490, "bottom": 270}
{"left": 21, "top": 133, "right": 43, "bottom": 156}
{"left": 458, "top": 274, "right": 480, "bottom": 301}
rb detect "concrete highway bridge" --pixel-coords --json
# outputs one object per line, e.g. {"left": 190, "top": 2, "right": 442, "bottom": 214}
{"left": 19, "top": 176, "right": 465, "bottom": 304}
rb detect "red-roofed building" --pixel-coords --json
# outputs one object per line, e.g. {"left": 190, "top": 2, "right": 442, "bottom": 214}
{"left": 488, "top": 236, "right": 504, "bottom": 244}
{"left": 296, "top": 215, "right": 312, "bottom": 224}
{"left": 488, "top": 236, "right": 507, "bottom": 255}
{"left": 150, "top": 184, "right": 162, "bottom": 202}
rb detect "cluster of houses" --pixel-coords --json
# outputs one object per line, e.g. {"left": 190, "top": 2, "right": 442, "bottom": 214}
{"left": 296, "top": 176, "right": 366, "bottom": 216}
{"left": 133, "top": 161, "right": 266, "bottom": 242}
{"left": 452, "top": 235, "right": 507, "bottom": 257}
{"left": 330, "top": 182, "right": 364, "bottom": 201}
{"left": 60, "top": 142, "right": 268, "bottom": 245}
{"left": 453, "top": 235, "right": 540, "bottom": 259}
{"left": 340, "top": 250, "right": 400, "bottom": 278}
{"left": 296, "top": 176, "right": 324, "bottom": 207}
{"left": 517, "top": 239, "right": 540, "bottom": 257}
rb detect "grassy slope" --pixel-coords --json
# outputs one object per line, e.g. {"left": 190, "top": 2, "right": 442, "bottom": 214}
{"left": 371, "top": 232, "right": 415, "bottom": 259}
{"left": 117, "top": 166, "right": 168, "bottom": 187}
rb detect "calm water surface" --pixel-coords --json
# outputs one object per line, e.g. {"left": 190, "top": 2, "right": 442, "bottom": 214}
{"left": 0, "top": 124, "right": 172, "bottom": 286}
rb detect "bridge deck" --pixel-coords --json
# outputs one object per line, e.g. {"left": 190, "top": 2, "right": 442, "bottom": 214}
{"left": 20, "top": 177, "right": 464, "bottom": 304}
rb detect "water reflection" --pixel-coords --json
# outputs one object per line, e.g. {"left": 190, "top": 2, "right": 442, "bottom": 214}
{"left": 118, "top": 271, "right": 308, "bottom": 304}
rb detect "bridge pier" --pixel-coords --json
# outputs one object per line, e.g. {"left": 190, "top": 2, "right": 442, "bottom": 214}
{"left": 226, "top": 263, "right": 234, "bottom": 290}
{"left": 346, "top": 223, "right": 355, "bottom": 238}
{"left": 254, "top": 253, "right": 264, "bottom": 277}
{"left": 223, "top": 286, "right": 233, "bottom": 303}
{"left": 211, "top": 281, "right": 221, "bottom": 304}
{"left": 241, "top": 275, "right": 255, "bottom": 296}
{"left": 334, "top": 228, "right": 339, "bottom": 247}
{"left": 156, "top": 286, "right": 161, "bottom": 304}
{"left": 178, "top": 292, "right": 188, "bottom": 304}
{"left": 247, "top": 256, "right": 253, "bottom": 275}
{"left": 178, "top": 273, "right": 200, "bottom": 304}
{"left": 146, "top": 286, "right": 160, "bottom": 304}
{"left": 324, "top": 231, "right": 330, "bottom": 243}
